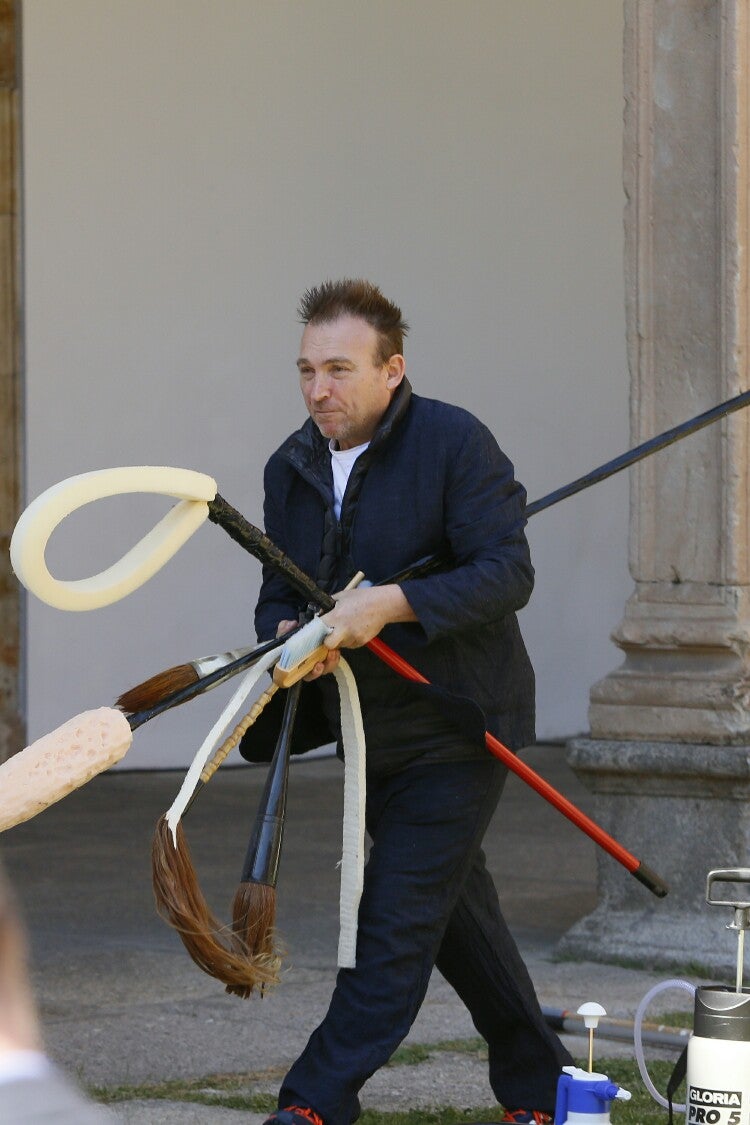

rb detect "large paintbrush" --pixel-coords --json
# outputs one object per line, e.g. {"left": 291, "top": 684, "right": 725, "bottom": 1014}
{"left": 150, "top": 627, "right": 328, "bottom": 995}
{"left": 117, "top": 647, "right": 254, "bottom": 716}
{"left": 117, "top": 553, "right": 447, "bottom": 716}
{"left": 151, "top": 576, "right": 362, "bottom": 996}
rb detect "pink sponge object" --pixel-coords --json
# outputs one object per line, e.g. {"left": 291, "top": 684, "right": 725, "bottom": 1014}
{"left": 0, "top": 708, "right": 133, "bottom": 832}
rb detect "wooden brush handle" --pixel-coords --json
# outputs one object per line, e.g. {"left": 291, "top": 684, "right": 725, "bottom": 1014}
{"left": 272, "top": 643, "right": 329, "bottom": 688}
{"left": 271, "top": 571, "right": 365, "bottom": 689}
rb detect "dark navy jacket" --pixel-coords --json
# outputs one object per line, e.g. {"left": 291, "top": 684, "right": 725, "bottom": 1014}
{"left": 242, "top": 378, "right": 535, "bottom": 767}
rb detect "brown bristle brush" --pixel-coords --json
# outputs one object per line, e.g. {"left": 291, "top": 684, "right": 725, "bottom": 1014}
{"left": 152, "top": 815, "right": 281, "bottom": 995}
{"left": 226, "top": 577, "right": 361, "bottom": 994}
{"left": 150, "top": 662, "right": 284, "bottom": 997}
{"left": 118, "top": 632, "right": 298, "bottom": 727}
{"left": 150, "top": 577, "right": 361, "bottom": 997}
{"left": 150, "top": 676, "right": 302, "bottom": 997}
{"left": 117, "top": 646, "right": 255, "bottom": 715}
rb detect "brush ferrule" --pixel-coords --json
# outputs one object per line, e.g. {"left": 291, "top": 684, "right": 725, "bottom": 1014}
{"left": 193, "top": 648, "right": 253, "bottom": 677}
{"left": 245, "top": 814, "right": 285, "bottom": 886}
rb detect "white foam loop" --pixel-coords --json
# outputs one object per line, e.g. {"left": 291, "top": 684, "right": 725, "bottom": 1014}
{"left": 10, "top": 466, "right": 217, "bottom": 611}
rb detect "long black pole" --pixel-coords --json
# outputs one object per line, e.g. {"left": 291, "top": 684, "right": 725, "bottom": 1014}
{"left": 525, "top": 387, "right": 750, "bottom": 517}
{"left": 207, "top": 385, "right": 750, "bottom": 610}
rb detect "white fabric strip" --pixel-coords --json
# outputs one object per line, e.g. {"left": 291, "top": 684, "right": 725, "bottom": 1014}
{"left": 165, "top": 646, "right": 280, "bottom": 842}
{"left": 333, "top": 658, "right": 367, "bottom": 969}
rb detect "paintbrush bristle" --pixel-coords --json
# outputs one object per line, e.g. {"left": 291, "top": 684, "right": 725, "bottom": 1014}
{"left": 116, "top": 664, "right": 198, "bottom": 714}
{"left": 271, "top": 572, "right": 364, "bottom": 689}
{"left": 226, "top": 881, "right": 282, "bottom": 998}
{"left": 276, "top": 617, "right": 331, "bottom": 670}
{"left": 272, "top": 618, "right": 332, "bottom": 688}
{"left": 151, "top": 815, "right": 280, "bottom": 997}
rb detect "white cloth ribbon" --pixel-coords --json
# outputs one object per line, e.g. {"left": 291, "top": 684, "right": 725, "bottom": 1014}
{"left": 332, "top": 658, "right": 367, "bottom": 968}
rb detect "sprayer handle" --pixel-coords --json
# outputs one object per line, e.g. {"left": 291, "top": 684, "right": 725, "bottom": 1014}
{"left": 707, "top": 868, "right": 750, "bottom": 910}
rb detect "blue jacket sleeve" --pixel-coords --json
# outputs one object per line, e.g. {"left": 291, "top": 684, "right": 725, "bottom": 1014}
{"left": 397, "top": 419, "right": 533, "bottom": 642}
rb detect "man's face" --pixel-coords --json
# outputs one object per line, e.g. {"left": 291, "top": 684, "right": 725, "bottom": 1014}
{"left": 297, "top": 315, "right": 405, "bottom": 450}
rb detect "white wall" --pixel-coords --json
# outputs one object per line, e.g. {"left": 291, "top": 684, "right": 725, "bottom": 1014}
{"left": 21, "top": 0, "right": 630, "bottom": 767}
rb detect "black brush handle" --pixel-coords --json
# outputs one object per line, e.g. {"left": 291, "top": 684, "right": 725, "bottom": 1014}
{"left": 127, "top": 632, "right": 293, "bottom": 730}
{"left": 526, "top": 387, "right": 750, "bottom": 517}
{"left": 208, "top": 494, "right": 451, "bottom": 607}
{"left": 241, "top": 680, "right": 301, "bottom": 887}
{"left": 379, "top": 551, "right": 452, "bottom": 584}
{"left": 209, "top": 495, "right": 335, "bottom": 612}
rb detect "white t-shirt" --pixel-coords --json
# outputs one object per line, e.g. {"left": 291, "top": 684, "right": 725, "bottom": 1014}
{"left": 330, "top": 440, "right": 369, "bottom": 519}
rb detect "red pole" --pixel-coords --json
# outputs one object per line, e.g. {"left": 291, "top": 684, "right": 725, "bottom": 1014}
{"left": 366, "top": 637, "right": 668, "bottom": 898}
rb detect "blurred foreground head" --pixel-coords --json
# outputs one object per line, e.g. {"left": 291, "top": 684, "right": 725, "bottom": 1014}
{"left": 0, "top": 857, "right": 41, "bottom": 1055}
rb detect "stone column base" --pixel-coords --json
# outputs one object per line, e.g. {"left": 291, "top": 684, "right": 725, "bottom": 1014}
{"left": 556, "top": 738, "right": 750, "bottom": 974}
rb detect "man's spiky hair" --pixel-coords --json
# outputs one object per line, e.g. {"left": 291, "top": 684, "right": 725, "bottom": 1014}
{"left": 297, "top": 279, "right": 409, "bottom": 365}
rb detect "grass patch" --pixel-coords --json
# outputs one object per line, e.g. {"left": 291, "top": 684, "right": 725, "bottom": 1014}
{"left": 652, "top": 1009, "right": 691, "bottom": 1029}
{"left": 87, "top": 1049, "right": 680, "bottom": 1122}
{"left": 388, "top": 1038, "right": 487, "bottom": 1067}
{"left": 90, "top": 1072, "right": 279, "bottom": 1113}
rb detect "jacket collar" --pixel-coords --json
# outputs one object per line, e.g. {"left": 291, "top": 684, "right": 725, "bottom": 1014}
{"left": 279, "top": 377, "right": 413, "bottom": 481}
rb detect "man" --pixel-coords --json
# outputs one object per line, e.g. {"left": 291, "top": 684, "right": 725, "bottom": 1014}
{"left": 250, "top": 279, "right": 572, "bottom": 1125}
{"left": 0, "top": 859, "right": 113, "bottom": 1123}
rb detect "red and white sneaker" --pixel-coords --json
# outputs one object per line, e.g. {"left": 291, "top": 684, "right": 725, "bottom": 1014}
{"left": 499, "top": 1111, "right": 553, "bottom": 1124}
{"left": 264, "top": 1108, "right": 325, "bottom": 1125}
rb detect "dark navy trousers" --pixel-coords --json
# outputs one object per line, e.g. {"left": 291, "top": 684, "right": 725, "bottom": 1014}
{"left": 278, "top": 757, "right": 572, "bottom": 1124}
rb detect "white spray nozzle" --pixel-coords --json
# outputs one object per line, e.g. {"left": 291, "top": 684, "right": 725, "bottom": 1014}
{"left": 577, "top": 1001, "right": 607, "bottom": 1029}
{"left": 578, "top": 1002, "right": 607, "bottom": 1074}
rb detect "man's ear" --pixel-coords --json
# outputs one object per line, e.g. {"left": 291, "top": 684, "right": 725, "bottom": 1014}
{"left": 385, "top": 354, "right": 405, "bottom": 389}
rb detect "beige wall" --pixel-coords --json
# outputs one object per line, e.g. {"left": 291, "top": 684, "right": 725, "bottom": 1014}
{"left": 20, "top": 0, "right": 629, "bottom": 767}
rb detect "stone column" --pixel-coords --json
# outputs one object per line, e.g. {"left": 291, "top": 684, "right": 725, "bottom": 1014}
{"left": 0, "top": 0, "right": 23, "bottom": 763}
{"left": 559, "top": 0, "right": 750, "bottom": 972}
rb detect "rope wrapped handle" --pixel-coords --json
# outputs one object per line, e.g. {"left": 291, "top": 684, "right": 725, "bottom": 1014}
{"left": 200, "top": 684, "right": 280, "bottom": 783}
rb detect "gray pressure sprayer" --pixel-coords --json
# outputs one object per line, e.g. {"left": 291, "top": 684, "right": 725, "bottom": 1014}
{"left": 635, "top": 869, "right": 750, "bottom": 1125}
